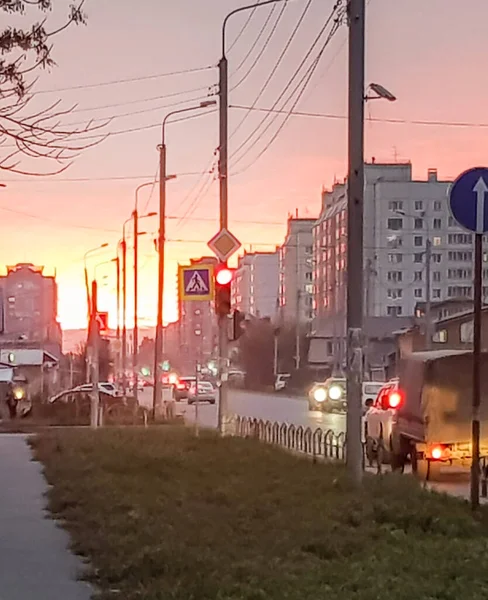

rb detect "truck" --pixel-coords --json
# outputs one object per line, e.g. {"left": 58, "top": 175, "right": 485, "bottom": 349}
{"left": 387, "top": 349, "right": 488, "bottom": 480}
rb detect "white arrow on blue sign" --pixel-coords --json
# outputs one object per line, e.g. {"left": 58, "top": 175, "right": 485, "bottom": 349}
{"left": 449, "top": 167, "right": 488, "bottom": 234}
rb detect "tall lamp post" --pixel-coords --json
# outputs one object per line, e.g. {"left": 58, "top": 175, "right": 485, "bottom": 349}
{"left": 84, "top": 243, "right": 109, "bottom": 319}
{"left": 152, "top": 99, "right": 216, "bottom": 420}
{"left": 132, "top": 187, "right": 157, "bottom": 405}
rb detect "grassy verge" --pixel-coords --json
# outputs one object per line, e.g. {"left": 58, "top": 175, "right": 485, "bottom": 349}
{"left": 31, "top": 428, "right": 488, "bottom": 600}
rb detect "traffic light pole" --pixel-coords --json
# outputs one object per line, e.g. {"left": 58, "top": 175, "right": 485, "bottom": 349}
{"left": 218, "top": 51, "right": 229, "bottom": 435}
{"left": 346, "top": 0, "right": 365, "bottom": 484}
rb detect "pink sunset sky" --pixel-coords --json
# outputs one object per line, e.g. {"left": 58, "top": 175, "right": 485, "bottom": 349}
{"left": 1, "top": 0, "right": 487, "bottom": 329}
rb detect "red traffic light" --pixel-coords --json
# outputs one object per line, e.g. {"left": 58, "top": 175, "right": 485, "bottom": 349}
{"left": 215, "top": 267, "right": 233, "bottom": 285}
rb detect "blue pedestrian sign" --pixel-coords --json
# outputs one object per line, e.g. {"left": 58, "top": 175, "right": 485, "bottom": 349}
{"left": 449, "top": 167, "right": 488, "bottom": 234}
{"left": 178, "top": 265, "right": 214, "bottom": 301}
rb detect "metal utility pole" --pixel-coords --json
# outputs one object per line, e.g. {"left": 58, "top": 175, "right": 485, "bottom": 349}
{"left": 133, "top": 208, "right": 139, "bottom": 406}
{"left": 121, "top": 238, "right": 128, "bottom": 397}
{"left": 471, "top": 233, "right": 482, "bottom": 509}
{"left": 90, "top": 279, "right": 100, "bottom": 429}
{"left": 425, "top": 238, "right": 433, "bottom": 350}
{"left": 218, "top": 49, "right": 229, "bottom": 435}
{"left": 115, "top": 255, "right": 121, "bottom": 383}
{"left": 346, "top": 0, "right": 365, "bottom": 484}
{"left": 153, "top": 102, "right": 215, "bottom": 420}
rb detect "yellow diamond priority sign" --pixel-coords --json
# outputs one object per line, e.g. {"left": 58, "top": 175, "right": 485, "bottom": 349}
{"left": 207, "top": 228, "right": 241, "bottom": 262}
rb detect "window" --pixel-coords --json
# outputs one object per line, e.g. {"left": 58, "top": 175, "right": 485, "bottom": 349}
{"left": 449, "top": 251, "right": 472, "bottom": 261}
{"left": 415, "top": 201, "right": 424, "bottom": 211}
{"left": 305, "top": 245, "right": 313, "bottom": 255}
{"left": 305, "top": 271, "right": 313, "bottom": 281}
{"left": 433, "top": 218, "right": 442, "bottom": 230}
{"left": 414, "top": 236, "right": 423, "bottom": 247}
{"left": 448, "top": 216, "right": 457, "bottom": 227}
{"left": 387, "top": 289, "right": 403, "bottom": 299}
{"left": 305, "top": 284, "right": 313, "bottom": 294}
{"left": 433, "top": 289, "right": 441, "bottom": 299}
{"left": 433, "top": 329, "right": 447, "bottom": 343}
{"left": 433, "top": 236, "right": 442, "bottom": 246}
{"left": 433, "top": 271, "right": 441, "bottom": 282}
{"left": 448, "top": 268, "right": 472, "bottom": 279}
{"left": 388, "top": 253, "right": 403, "bottom": 264}
{"left": 387, "top": 305, "right": 403, "bottom": 316}
{"left": 414, "top": 218, "right": 424, "bottom": 229}
{"left": 414, "top": 288, "right": 423, "bottom": 298}
{"left": 388, "top": 218, "right": 403, "bottom": 230}
{"left": 387, "top": 271, "right": 402, "bottom": 283}
{"left": 434, "top": 201, "right": 442, "bottom": 212}
{"left": 460, "top": 321, "right": 473, "bottom": 343}
{"left": 389, "top": 200, "right": 403, "bottom": 211}
{"left": 432, "top": 254, "right": 442, "bottom": 263}
{"left": 448, "top": 233, "right": 472, "bottom": 245}
{"left": 387, "top": 236, "right": 402, "bottom": 248}
{"left": 414, "top": 253, "right": 423, "bottom": 263}
{"left": 448, "top": 286, "right": 472, "bottom": 298}
{"left": 414, "top": 271, "right": 423, "bottom": 281}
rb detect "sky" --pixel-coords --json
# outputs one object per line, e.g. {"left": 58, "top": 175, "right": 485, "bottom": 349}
{"left": 1, "top": 0, "right": 488, "bottom": 329}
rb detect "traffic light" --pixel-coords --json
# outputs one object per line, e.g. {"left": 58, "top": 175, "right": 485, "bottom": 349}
{"left": 232, "top": 310, "right": 246, "bottom": 341}
{"left": 214, "top": 263, "right": 233, "bottom": 317}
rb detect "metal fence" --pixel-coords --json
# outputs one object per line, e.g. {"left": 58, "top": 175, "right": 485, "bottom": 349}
{"left": 233, "top": 415, "right": 346, "bottom": 461}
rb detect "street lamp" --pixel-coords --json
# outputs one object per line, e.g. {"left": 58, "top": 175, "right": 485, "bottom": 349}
{"left": 132, "top": 190, "right": 157, "bottom": 405}
{"left": 84, "top": 243, "right": 109, "bottom": 319}
{"left": 153, "top": 99, "right": 216, "bottom": 419}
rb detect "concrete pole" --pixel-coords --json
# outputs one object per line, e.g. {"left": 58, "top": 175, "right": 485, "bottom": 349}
{"left": 133, "top": 209, "right": 139, "bottom": 405}
{"left": 90, "top": 279, "right": 100, "bottom": 429}
{"left": 425, "top": 238, "right": 432, "bottom": 349}
{"left": 346, "top": 0, "right": 365, "bottom": 484}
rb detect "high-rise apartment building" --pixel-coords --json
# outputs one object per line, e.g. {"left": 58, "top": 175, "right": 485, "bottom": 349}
{"left": 279, "top": 217, "right": 315, "bottom": 324}
{"left": 232, "top": 251, "right": 279, "bottom": 319}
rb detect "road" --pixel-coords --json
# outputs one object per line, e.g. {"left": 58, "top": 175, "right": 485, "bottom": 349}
{"left": 140, "top": 387, "right": 346, "bottom": 435}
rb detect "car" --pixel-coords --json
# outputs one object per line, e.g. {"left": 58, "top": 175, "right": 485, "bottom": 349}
{"left": 308, "top": 377, "right": 347, "bottom": 412}
{"left": 173, "top": 376, "right": 196, "bottom": 401}
{"left": 274, "top": 373, "right": 291, "bottom": 392}
{"left": 362, "top": 381, "right": 384, "bottom": 406}
{"left": 187, "top": 381, "right": 216, "bottom": 405}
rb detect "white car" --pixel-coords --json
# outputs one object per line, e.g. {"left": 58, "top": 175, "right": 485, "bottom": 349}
{"left": 187, "top": 381, "right": 216, "bottom": 405}
{"left": 274, "top": 374, "right": 290, "bottom": 392}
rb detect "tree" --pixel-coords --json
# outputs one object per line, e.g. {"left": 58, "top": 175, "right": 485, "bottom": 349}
{"left": 0, "top": 0, "right": 105, "bottom": 175}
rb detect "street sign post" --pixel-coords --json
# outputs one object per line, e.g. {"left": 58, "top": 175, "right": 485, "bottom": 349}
{"left": 179, "top": 265, "right": 214, "bottom": 301}
{"left": 449, "top": 166, "right": 488, "bottom": 510}
{"left": 207, "top": 228, "right": 241, "bottom": 263}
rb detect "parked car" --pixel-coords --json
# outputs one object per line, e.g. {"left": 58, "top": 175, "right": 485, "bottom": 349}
{"left": 274, "top": 373, "right": 291, "bottom": 392}
{"left": 173, "top": 376, "right": 196, "bottom": 401}
{"left": 187, "top": 381, "right": 216, "bottom": 405}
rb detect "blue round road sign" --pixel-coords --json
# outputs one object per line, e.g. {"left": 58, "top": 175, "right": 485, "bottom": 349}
{"left": 449, "top": 167, "right": 488, "bottom": 234}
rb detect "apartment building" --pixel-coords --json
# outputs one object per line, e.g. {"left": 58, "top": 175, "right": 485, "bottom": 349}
{"left": 279, "top": 217, "right": 316, "bottom": 323}
{"left": 313, "top": 162, "right": 479, "bottom": 320}
{"left": 232, "top": 251, "right": 279, "bottom": 319}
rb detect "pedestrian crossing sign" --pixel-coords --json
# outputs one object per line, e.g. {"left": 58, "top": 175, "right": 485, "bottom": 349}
{"left": 179, "top": 264, "right": 214, "bottom": 301}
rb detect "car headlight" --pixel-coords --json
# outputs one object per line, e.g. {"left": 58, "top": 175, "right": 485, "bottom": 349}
{"left": 313, "top": 387, "right": 327, "bottom": 402}
{"left": 328, "top": 385, "right": 342, "bottom": 401}
{"left": 13, "top": 388, "right": 24, "bottom": 400}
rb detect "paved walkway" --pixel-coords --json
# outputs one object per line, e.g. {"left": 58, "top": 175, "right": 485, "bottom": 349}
{"left": 0, "top": 434, "right": 92, "bottom": 600}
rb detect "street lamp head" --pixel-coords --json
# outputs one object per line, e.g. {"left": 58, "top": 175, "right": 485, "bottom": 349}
{"left": 101, "top": 243, "right": 109, "bottom": 249}
{"left": 146, "top": 212, "right": 157, "bottom": 217}
{"left": 368, "top": 83, "right": 396, "bottom": 102}
{"left": 199, "top": 100, "right": 217, "bottom": 108}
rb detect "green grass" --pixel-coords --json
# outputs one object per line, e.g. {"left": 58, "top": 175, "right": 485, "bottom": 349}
{"left": 31, "top": 428, "right": 488, "bottom": 600}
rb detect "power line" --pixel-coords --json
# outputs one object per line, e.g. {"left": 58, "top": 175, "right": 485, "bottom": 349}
{"left": 230, "top": 1, "right": 289, "bottom": 93}
{"left": 36, "top": 66, "right": 215, "bottom": 94}
{"left": 232, "top": 7, "right": 344, "bottom": 172}
{"left": 229, "top": 1, "right": 343, "bottom": 162}
{"left": 227, "top": 1, "right": 262, "bottom": 54}
{"left": 230, "top": 0, "right": 315, "bottom": 140}
{"left": 229, "top": 106, "right": 488, "bottom": 130}
{"left": 3, "top": 171, "right": 208, "bottom": 183}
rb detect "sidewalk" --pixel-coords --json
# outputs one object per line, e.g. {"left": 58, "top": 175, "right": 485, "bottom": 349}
{"left": 0, "top": 434, "right": 92, "bottom": 600}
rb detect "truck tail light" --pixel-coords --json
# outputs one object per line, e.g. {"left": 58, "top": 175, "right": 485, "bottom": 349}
{"left": 427, "top": 445, "right": 449, "bottom": 461}
{"left": 388, "top": 390, "right": 403, "bottom": 409}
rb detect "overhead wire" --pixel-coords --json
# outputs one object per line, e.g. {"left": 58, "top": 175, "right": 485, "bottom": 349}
{"left": 230, "top": 1, "right": 289, "bottom": 93}
{"left": 230, "top": 4, "right": 278, "bottom": 79}
{"left": 226, "top": 1, "right": 262, "bottom": 54}
{"left": 232, "top": 5, "right": 345, "bottom": 172}
{"left": 230, "top": 0, "right": 315, "bottom": 140}
{"left": 36, "top": 65, "right": 215, "bottom": 94}
{"left": 229, "top": 0, "right": 344, "bottom": 163}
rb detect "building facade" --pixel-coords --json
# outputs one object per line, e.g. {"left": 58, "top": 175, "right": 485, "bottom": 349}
{"left": 279, "top": 217, "right": 315, "bottom": 324}
{"left": 313, "top": 162, "right": 480, "bottom": 321}
{"left": 177, "top": 256, "right": 218, "bottom": 371}
{"left": 0, "top": 264, "right": 61, "bottom": 357}
{"left": 232, "top": 251, "right": 279, "bottom": 319}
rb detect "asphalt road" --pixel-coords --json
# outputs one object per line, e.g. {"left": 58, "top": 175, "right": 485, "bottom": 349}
{"left": 139, "top": 387, "right": 346, "bottom": 434}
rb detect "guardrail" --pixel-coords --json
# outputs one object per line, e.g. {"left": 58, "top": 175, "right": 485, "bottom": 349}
{"left": 233, "top": 415, "right": 346, "bottom": 461}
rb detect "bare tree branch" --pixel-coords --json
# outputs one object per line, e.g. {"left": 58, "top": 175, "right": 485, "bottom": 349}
{"left": 0, "top": 0, "right": 105, "bottom": 175}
